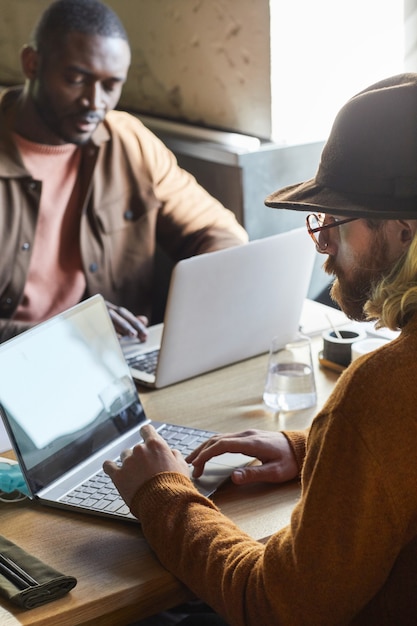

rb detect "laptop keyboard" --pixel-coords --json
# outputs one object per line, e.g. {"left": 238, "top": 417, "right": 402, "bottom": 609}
{"left": 60, "top": 424, "right": 216, "bottom": 517}
{"left": 125, "top": 349, "right": 159, "bottom": 375}
{"left": 158, "top": 424, "right": 216, "bottom": 457}
{"left": 60, "top": 469, "right": 131, "bottom": 516}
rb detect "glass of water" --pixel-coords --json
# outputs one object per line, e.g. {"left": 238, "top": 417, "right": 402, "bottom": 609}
{"left": 263, "top": 333, "right": 317, "bottom": 412}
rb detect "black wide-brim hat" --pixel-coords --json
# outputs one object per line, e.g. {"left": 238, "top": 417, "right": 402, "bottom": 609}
{"left": 265, "top": 73, "right": 417, "bottom": 219}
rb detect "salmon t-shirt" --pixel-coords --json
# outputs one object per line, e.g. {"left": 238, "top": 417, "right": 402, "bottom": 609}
{"left": 12, "top": 134, "right": 87, "bottom": 322}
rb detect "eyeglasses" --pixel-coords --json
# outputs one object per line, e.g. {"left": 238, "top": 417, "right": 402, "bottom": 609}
{"left": 306, "top": 213, "right": 358, "bottom": 252}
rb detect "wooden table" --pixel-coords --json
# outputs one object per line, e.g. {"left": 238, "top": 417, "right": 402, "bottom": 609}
{"left": 0, "top": 336, "right": 339, "bottom": 625}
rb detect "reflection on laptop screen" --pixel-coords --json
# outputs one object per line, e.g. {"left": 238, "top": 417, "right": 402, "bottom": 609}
{"left": 0, "top": 299, "right": 146, "bottom": 493}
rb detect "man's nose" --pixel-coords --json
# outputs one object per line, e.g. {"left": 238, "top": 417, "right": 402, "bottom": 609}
{"left": 80, "top": 83, "right": 103, "bottom": 110}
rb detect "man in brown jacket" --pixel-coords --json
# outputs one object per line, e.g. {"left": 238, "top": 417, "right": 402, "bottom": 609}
{"left": 0, "top": 0, "right": 247, "bottom": 343}
{"left": 105, "top": 74, "right": 417, "bottom": 625}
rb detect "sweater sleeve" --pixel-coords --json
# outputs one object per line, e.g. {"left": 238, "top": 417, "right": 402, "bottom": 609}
{"left": 131, "top": 354, "right": 413, "bottom": 626}
{"left": 281, "top": 428, "right": 309, "bottom": 473}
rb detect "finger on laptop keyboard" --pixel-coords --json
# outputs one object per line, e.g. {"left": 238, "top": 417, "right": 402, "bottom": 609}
{"left": 140, "top": 424, "right": 159, "bottom": 442}
{"left": 105, "top": 300, "right": 148, "bottom": 340}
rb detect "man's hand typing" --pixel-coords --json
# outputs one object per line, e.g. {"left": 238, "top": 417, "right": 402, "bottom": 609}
{"left": 103, "top": 425, "right": 190, "bottom": 507}
{"left": 105, "top": 300, "right": 148, "bottom": 341}
{"left": 186, "top": 429, "right": 299, "bottom": 485}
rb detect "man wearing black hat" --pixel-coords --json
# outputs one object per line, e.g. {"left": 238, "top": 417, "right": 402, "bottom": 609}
{"left": 104, "top": 74, "right": 417, "bottom": 625}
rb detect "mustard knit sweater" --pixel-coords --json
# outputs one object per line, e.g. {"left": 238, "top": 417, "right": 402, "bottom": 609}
{"left": 132, "top": 315, "right": 417, "bottom": 625}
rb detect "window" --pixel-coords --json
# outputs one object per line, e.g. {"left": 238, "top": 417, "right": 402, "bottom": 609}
{"left": 270, "top": 0, "right": 404, "bottom": 145}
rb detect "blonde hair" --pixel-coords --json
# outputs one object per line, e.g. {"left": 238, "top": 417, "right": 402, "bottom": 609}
{"left": 365, "top": 231, "right": 417, "bottom": 330}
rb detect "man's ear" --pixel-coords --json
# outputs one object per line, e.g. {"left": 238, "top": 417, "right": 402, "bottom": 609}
{"left": 398, "top": 220, "right": 417, "bottom": 247}
{"left": 20, "top": 45, "right": 39, "bottom": 80}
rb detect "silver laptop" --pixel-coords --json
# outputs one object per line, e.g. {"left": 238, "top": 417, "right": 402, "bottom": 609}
{"left": 0, "top": 295, "right": 252, "bottom": 523}
{"left": 121, "top": 228, "right": 316, "bottom": 388}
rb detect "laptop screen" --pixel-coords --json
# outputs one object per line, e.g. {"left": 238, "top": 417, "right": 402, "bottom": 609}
{"left": 0, "top": 296, "right": 146, "bottom": 492}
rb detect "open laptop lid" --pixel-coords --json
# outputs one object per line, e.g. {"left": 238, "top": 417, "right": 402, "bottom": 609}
{"left": 154, "top": 227, "right": 316, "bottom": 387}
{"left": 0, "top": 295, "right": 147, "bottom": 499}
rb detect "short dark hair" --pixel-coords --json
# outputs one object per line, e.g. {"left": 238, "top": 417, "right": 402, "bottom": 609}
{"left": 30, "top": 0, "right": 129, "bottom": 52}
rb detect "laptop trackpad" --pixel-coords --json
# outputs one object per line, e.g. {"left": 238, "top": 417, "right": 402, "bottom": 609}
{"left": 193, "top": 453, "right": 253, "bottom": 497}
{"left": 208, "top": 452, "right": 253, "bottom": 468}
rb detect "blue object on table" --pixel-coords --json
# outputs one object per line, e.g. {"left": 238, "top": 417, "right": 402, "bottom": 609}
{"left": 0, "top": 462, "right": 30, "bottom": 496}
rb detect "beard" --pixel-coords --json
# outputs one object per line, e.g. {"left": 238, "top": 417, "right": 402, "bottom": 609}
{"left": 324, "top": 229, "right": 390, "bottom": 321}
